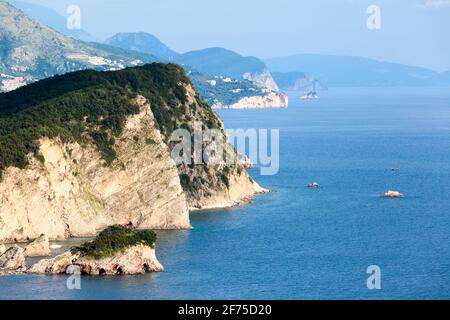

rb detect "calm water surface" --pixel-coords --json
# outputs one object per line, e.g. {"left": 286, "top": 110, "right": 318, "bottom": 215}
{"left": 1, "top": 87, "right": 450, "bottom": 300}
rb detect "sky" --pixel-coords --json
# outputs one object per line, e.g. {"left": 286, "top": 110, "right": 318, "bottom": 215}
{"left": 18, "top": 0, "right": 450, "bottom": 71}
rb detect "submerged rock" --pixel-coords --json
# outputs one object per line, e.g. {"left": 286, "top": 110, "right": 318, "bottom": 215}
{"left": 24, "top": 234, "right": 51, "bottom": 257}
{"left": 0, "top": 245, "right": 26, "bottom": 273}
{"left": 384, "top": 190, "right": 404, "bottom": 198}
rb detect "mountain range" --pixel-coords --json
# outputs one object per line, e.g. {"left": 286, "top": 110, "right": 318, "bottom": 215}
{"left": 104, "top": 33, "right": 281, "bottom": 94}
{"left": 105, "top": 32, "right": 179, "bottom": 61}
{"left": 0, "top": 0, "right": 160, "bottom": 92}
{"left": 271, "top": 72, "right": 326, "bottom": 92}
{"left": 8, "top": 0, "right": 95, "bottom": 42}
{"left": 2, "top": 0, "right": 448, "bottom": 107}
{"left": 0, "top": 1, "right": 287, "bottom": 108}
{"left": 103, "top": 32, "right": 450, "bottom": 89}
{"left": 265, "top": 54, "right": 450, "bottom": 87}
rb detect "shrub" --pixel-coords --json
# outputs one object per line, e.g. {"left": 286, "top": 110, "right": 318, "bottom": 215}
{"left": 72, "top": 225, "right": 157, "bottom": 259}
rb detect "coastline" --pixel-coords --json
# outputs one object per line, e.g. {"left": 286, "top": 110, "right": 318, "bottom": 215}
{"left": 189, "top": 187, "right": 270, "bottom": 212}
{"left": 0, "top": 186, "right": 270, "bottom": 246}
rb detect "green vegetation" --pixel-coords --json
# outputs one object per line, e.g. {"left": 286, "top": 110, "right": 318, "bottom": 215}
{"left": 0, "top": 63, "right": 206, "bottom": 177}
{"left": 190, "top": 70, "right": 265, "bottom": 106}
{"left": 0, "top": 62, "right": 242, "bottom": 200}
{"left": 72, "top": 225, "right": 157, "bottom": 259}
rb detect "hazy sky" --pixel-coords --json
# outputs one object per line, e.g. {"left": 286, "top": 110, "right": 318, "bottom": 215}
{"left": 20, "top": 0, "right": 450, "bottom": 71}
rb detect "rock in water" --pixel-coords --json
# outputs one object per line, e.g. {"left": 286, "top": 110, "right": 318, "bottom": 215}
{"left": 384, "top": 190, "right": 404, "bottom": 198}
{"left": 27, "top": 251, "right": 80, "bottom": 275}
{"left": 25, "top": 234, "right": 51, "bottom": 257}
{"left": 28, "top": 245, "right": 163, "bottom": 275}
{"left": 307, "top": 182, "right": 320, "bottom": 188}
{"left": 0, "top": 245, "right": 26, "bottom": 272}
{"left": 28, "top": 225, "right": 163, "bottom": 276}
{"left": 75, "top": 244, "right": 164, "bottom": 275}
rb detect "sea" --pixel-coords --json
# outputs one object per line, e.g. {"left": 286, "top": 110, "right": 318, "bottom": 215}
{"left": 1, "top": 87, "right": 450, "bottom": 300}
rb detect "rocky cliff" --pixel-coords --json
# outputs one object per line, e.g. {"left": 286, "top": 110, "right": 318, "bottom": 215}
{"left": 0, "top": 245, "right": 26, "bottom": 273}
{"left": 0, "top": 96, "right": 189, "bottom": 242}
{"left": 174, "top": 47, "right": 288, "bottom": 109}
{"left": 0, "top": 64, "right": 264, "bottom": 243}
{"left": 243, "top": 69, "right": 280, "bottom": 93}
{"left": 212, "top": 92, "right": 289, "bottom": 110}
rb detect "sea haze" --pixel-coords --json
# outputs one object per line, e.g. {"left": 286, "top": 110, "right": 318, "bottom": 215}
{"left": 1, "top": 87, "right": 449, "bottom": 299}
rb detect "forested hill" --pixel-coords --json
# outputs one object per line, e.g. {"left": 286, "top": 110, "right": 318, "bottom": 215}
{"left": 0, "top": 63, "right": 219, "bottom": 176}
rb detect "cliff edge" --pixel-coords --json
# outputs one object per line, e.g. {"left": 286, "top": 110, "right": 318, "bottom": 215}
{"left": 0, "top": 63, "right": 264, "bottom": 243}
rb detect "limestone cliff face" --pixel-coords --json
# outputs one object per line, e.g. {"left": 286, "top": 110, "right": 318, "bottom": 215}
{"left": 0, "top": 92, "right": 265, "bottom": 242}
{"left": 0, "top": 96, "right": 190, "bottom": 243}
{"left": 188, "top": 167, "right": 267, "bottom": 210}
{"left": 210, "top": 69, "right": 289, "bottom": 109}
{"left": 243, "top": 69, "right": 280, "bottom": 93}
{"left": 0, "top": 245, "right": 26, "bottom": 273}
{"left": 0, "top": 64, "right": 267, "bottom": 243}
{"left": 212, "top": 92, "right": 289, "bottom": 110}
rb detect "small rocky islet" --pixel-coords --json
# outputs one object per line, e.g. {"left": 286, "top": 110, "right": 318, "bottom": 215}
{"left": 0, "top": 225, "right": 163, "bottom": 276}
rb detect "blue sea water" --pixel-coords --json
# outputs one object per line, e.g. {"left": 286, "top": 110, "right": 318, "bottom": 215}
{"left": 1, "top": 87, "right": 450, "bottom": 300}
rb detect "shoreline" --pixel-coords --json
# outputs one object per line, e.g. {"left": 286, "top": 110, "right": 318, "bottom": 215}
{"left": 189, "top": 187, "right": 271, "bottom": 213}
{"left": 0, "top": 189, "right": 271, "bottom": 246}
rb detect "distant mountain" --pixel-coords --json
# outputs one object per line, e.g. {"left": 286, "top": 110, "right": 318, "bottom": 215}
{"left": 178, "top": 48, "right": 263, "bottom": 78}
{"left": 177, "top": 47, "right": 280, "bottom": 93}
{"left": 265, "top": 54, "right": 450, "bottom": 87}
{"left": 271, "top": 72, "right": 326, "bottom": 92}
{"left": 104, "top": 33, "right": 272, "bottom": 85}
{"left": 0, "top": 0, "right": 158, "bottom": 91}
{"left": 105, "top": 32, "right": 179, "bottom": 61}
{"left": 8, "top": 0, "right": 95, "bottom": 41}
{"left": 104, "top": 34, "right": 281, "bottom": 92}
{"left": 103, "top": 33, "right": 287, "bottom": 108}
{"left": 0, "top": 4, "right": 287, "bottom": 109}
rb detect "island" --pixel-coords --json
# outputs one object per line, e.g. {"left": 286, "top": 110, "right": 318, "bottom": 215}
{"left": 28, "top": 225, "right": 163, "bottom": 275}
